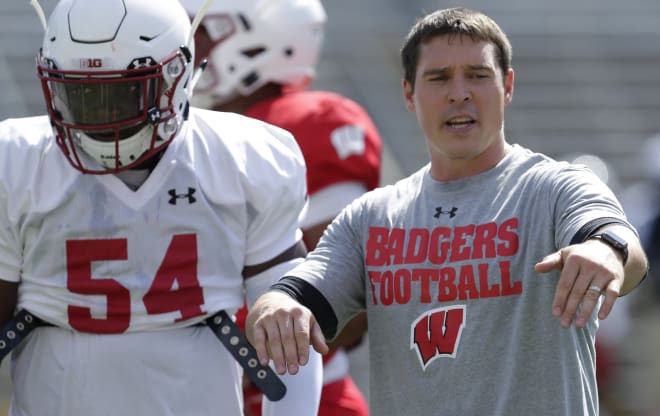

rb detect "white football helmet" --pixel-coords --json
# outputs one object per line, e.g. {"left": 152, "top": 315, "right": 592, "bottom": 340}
{"left": 37, "top": 0, "right": 195, "bottom": 174}
{"left": 180, "top": 0, "right": 326, "bottom": 108}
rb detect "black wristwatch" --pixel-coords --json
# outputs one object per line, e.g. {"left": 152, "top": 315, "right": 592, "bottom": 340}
{"left": 589, "top": 230, "right": 629, "bottom": 266}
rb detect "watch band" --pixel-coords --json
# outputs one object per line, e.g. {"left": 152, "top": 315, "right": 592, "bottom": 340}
{"left": 589, "top": 230, "right": 628, "bottom": 266}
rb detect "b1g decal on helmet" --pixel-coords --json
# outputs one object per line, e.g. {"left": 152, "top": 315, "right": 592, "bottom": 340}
{"left": 80, "top": 58, "right": 104, "bottom": 69}
{"left": 410, "top": 305, "right": 465, "bottom": 371}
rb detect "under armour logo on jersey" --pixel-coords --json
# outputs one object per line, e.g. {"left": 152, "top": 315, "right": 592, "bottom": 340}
{"left": 168, "top": 188, "right": 197, "bottom": 205}
{"left": 434, "top": 207, "right": 458, "bottom": 218}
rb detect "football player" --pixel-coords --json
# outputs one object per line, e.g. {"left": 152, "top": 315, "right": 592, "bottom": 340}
{"left": 0, "top": 0, "right": 321, "bottom": 414}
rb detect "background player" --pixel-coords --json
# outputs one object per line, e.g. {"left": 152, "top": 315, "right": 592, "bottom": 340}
{"left": 0, "top": 0, "right": 321, "bottom": 414}
{"left": 179, "top": 0, "right": 382, "bottom": 415}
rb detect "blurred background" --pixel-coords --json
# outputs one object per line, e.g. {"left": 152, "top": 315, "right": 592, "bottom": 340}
{"left": 1, "top": 0, "right": 660, "bottom": 415}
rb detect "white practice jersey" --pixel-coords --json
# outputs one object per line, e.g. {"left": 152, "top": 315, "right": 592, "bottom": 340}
{"left": 0, "top": 107, "right": 307, "bottom": 333}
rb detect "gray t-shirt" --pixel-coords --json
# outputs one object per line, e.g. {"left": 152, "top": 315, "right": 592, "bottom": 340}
{"left": 289, "top": 144, "right": 631, "bottom": 415}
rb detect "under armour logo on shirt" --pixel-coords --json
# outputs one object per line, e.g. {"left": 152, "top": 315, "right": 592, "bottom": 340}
{"left": 168, "top": 188, "right": 197, "bottom": 205}
{"left": 434, "top": 206, "right": 458, "bottom": 218}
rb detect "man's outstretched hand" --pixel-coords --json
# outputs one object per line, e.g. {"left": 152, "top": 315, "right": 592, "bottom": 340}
{"left": 535, "top": 239, "right": 624, "bottom": 329}
{"left": 246, "top": 291, "right": 329, "bottom": 375}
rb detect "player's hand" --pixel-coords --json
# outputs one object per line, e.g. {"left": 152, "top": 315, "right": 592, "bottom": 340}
{"left": 246, "top": 291, "right": 328, "bottom": 375}
{"left": 535, "top": 239, "right": 624, "bottom": 329}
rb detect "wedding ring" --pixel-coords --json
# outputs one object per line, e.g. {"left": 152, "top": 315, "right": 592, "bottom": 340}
{"left": 587, "top": 284, "right": 602, "bottom": 294}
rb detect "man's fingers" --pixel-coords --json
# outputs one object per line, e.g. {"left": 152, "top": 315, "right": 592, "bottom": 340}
{"left": 310, "top": 321, "right": 329, "bottom": 355}
{"left": 534, "top": 251, "right": 562, "bottom": 273}
{"left": 251, "top": 314, "right": 310, "bottom": 375}
{"left": 549, "top": 253, "right": 579, "bottom": 324}
{"left": 264, "top": 317, "right": 288, "bottom": 374}
{"left": 293, "top": 315, "right": 312, "bottom": 366}
{"left": 538, "top": 243, "right": 626, "bottom": 329}
{"left": 273, "top": 309, "right": 309, "bottom": 375}
{"left": 597, "top": 280, "right": 621, "bottom": 320}
{"left": 573, "top": 282, "right": 603, "bottom": 328}
{"left": 246, "top": 293, "right": 322, "bottom": 375}
{"left": 251, "top": 324, "right": 271, "bottom": 366}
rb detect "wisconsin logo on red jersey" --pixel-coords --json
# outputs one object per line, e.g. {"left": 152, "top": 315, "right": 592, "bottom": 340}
{"left": 410, "top": 305, "right": 466, "bottom": 370}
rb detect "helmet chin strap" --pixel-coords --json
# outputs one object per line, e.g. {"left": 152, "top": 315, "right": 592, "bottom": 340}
{"left": 188, "top": 0, "right": 215, "bottom": 48}
{"left": 185, "top": 0, "right": 215, "bottom": 99}
{"left": 189, "top": 58, "right": 208, "bottom": 95}
{"left": 30, "top": 0, "right": 48, "bottom": 33}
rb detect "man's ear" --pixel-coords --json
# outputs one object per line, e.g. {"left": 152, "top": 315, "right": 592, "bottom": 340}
{"left": 402, "top": 78, "right": 415, "bottom": 112}
{"left": 504, "top": 68, "right": 514, "bottom": 105}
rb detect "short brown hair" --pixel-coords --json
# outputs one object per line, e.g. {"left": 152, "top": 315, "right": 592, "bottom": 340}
{"left": 401, "top": 7, "right": 512, "bottom": 89}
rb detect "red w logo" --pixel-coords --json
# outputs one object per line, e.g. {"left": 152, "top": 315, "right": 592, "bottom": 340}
{"left": 410, "top": 306, "right": 466, "bottom": 370}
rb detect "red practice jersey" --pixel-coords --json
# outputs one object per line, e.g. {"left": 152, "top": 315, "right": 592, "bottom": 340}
{"left": 245, "top": 90, "right": 382, "bottom": 196}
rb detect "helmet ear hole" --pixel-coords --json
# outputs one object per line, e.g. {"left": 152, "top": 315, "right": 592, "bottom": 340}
{"left": 242, "top": 72, "right": 259, "bottom": 89}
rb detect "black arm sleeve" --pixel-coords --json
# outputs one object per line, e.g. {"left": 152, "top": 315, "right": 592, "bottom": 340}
{"left": 270, "top": 276, "right": 338, "bottom": 340}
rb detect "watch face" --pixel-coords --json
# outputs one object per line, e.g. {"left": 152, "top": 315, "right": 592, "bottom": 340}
{"left": 596, "top": 230, "right": 629, "bottom": 265}
{"left": 602, "top": 231, "right": 627, "bottom": 249}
